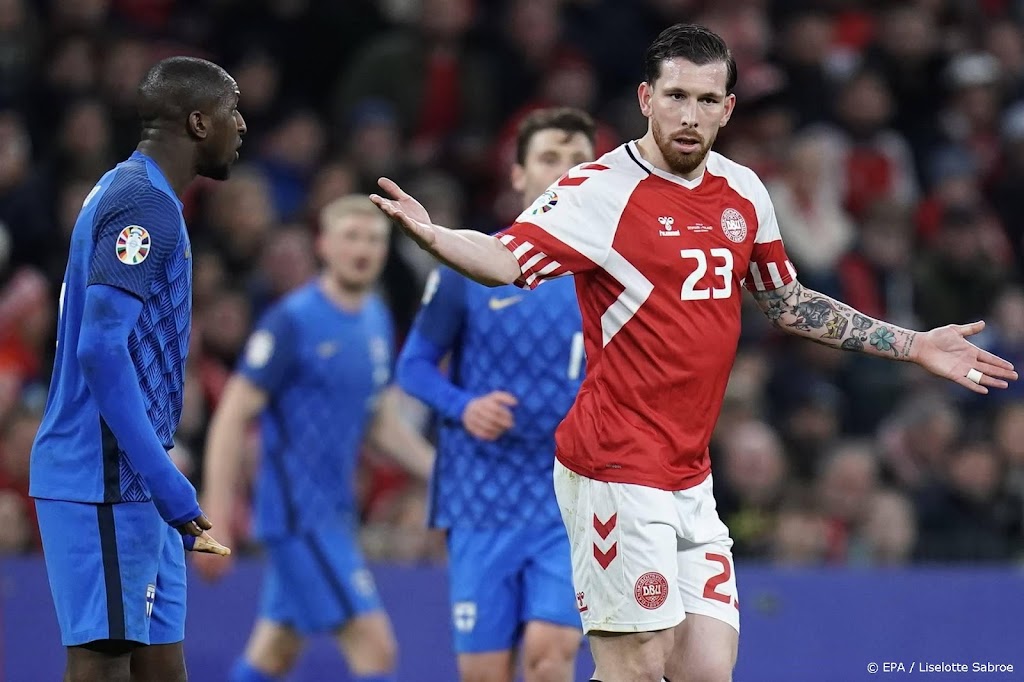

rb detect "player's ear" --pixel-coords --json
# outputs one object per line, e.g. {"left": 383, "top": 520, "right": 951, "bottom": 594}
{"left": 719, "top": 93, "right": 737, "bottom": 128}
{"left": 187, "top": 111, "right": 209, "bottom": 140}
{"left": 511, "top": 163, "right": 526, "bottom": 193}
{"left": 638, "top": 82, "right": 654, "bottom": 117}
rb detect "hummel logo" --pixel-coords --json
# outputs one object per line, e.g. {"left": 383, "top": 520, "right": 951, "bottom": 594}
{"left": 658, "top": 216, "right": 680, "bottom": 237}
{"left": 488, "top": 295, "right": 522, "bottom": 311}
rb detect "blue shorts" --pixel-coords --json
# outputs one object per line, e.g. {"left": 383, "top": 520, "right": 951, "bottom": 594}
{"left": 447, "top": 521, "right": 579, "bottom": 653}
{"left": 259, "top": 520, "right": 382, "bottom": 635}
{"left": 35, "top": 499, "right": 186, "bottom": 647}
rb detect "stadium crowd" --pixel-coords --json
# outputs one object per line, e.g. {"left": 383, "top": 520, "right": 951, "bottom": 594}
{"left": 1, "top": 0, "right": 1024, "bottom": 566}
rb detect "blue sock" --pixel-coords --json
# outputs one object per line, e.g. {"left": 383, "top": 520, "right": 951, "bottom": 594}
{"left": 354, "top": 674, "right": 396, "bottom": 682}
{"left": 230, "top": 658, "right": 278, "bottom": 682}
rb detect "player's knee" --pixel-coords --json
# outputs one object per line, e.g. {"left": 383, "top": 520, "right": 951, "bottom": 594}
{"left": 338, "top": 614, "right": 398, "bottom": 672}
{"left": 523, "top": 652, "right": 576, "bottom": 682}
{"left": 522, "top": 630, "right": 579, "bottom": 682}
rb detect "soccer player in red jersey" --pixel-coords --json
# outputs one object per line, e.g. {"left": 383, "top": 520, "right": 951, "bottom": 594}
{"left": 372, "top": 23, "right": 1018, "bottom": 682}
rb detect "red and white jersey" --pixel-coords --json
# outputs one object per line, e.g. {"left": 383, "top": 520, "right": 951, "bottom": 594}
{"left": 497, "top": 141, "right": 795, "bottom": 491}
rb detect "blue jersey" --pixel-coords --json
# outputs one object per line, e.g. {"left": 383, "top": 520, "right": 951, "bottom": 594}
{"left": 239, "top": 281, "right": 394, "bottom": 541}
{"left": 31, "top": 152, "right": 192, "bottom": 504}
{"left": 405, "top": 267, "right": 584, "bottom": 528}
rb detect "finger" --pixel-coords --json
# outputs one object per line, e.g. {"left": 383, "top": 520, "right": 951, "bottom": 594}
{"left": 195, "top": 514, "right": 213, "bottom": 531}
{"left": 470, "top": 411, "right": 509, "bottom": 439}
{"left": 976, "top": 350, "right": 1015, "bottom": 372}
{"left": 492, "top": 391, "right": 518, "bottom": 407}
{"left": 377, "top": 177, "right": 407, "bottom": 199}
{"left": 186, "top": 532, "right": 231, "bottom": 556}
{"left": 980, "top": 374, "right": 1009, "bottom": 389}
{"left": 482, "top": 406, "right": 514, "bottom": 429}
{"left": 177, "top": 520, "right": 203, "bottom": 537}
{"left": 975, "top": 361, "right": 1018, "bottom": 381}
{"left": 467, "top": 421, "right": 500, "bottom": 441}
{"left": 956, "top": 320, "right": 985, "bottom": 337}
{"left": 953, "top": 374, "right": 989, "bottom": 395}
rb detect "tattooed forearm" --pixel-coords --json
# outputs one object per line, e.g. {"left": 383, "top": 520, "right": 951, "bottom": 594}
{"left": 751, "top": 281, "right": 917, "bottom": 360}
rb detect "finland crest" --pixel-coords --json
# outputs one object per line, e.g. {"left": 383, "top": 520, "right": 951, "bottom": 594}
{"left": 116, "top": 225, "right": 151, "bottom": 265}
{"left": 145, "top": 583, "right": 156, "bottom": 618}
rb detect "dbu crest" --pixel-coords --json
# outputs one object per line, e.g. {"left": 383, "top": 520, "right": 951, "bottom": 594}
{"left": 720, "top": 208, "right": 747, "bottom": 243}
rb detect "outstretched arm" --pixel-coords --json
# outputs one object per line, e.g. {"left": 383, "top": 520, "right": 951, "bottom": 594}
{"left": 751, "top": 280, "right": 1017, "bottom": 394}
{"left": 371, "top": 178, "right": 520, "bottom": 287}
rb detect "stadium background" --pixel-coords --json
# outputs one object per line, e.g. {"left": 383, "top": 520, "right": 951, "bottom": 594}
{"left": 2, "top": 0, "right": 1024, "bottom": 679}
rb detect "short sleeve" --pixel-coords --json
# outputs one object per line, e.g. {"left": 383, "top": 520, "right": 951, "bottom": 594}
{"left": 237, "top": 306, "right": 297, "bottom": 395}
{"left": 744, "top": 182, "right": 797, "bottom": 293}
{"left": 496, "top": 163, "right": 617, "bottom": 289}
{"left": 88, "top": 188, "right": 183, "bottom": 300}
{"left": 410, "top": 267, "right": 467, "bottom": 350}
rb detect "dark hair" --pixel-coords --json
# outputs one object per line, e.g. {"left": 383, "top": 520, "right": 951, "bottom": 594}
{"left": 515, "top": 107, "right": 597, "bottom": 165}
{"left": 644, "top": 24, "right": 738, "bottom": 94}
{"left": 137, "top": 56, "right": 233, "bottom": 125}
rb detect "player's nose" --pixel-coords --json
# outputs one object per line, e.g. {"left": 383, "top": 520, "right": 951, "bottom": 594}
{"left": 236, "top": 112, "right": 247, "bottom": 137}
{"left": 679, "top": 99, "right": 699, "bottom": 126}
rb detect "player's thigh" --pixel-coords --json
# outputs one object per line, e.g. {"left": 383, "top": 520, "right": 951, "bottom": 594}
{"left": 521, "top": 521, "right": 580, "bottom": 633}
{"left": 446, "top": 526, "right": 525, "bottom": 655}
{"left": 260, "top": 519, "right": 383, "bottom": 636}
{"left": 588, "top": 629, "right": 675, "bottom": 682}
{"left": 553, "top": 460, "right": 684, "bottom": 637}
{"left": 129, "top": 642, "right": 186, "bottom": 682}
{"left": 671, "top": 474, "right": 739, "bottom": 681}
{"left": 66, "top": 639, "right": 134, "bottom": 682}
{"left": 36, "top": 499, "right": 164, "bottom": 647}
{"left": 519, "top": 523, "right": 582, "bottom": 681}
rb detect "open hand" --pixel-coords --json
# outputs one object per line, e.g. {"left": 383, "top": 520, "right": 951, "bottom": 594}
{"left": 912, "top": 321, "right": 1018, "bottom": 394}
{"left": 177, "top": 513, "right": 232, "bottom": 558}
{"left": 370, "top": 178, "right": 436, "bottom": 250}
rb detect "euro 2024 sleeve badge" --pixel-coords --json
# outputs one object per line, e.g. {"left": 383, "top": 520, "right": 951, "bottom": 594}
{"left": 116, "top": 225, "right": 151, "bottom": 265}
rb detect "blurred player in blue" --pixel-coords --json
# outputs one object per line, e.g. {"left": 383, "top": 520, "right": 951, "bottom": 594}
{"left": 29, "top": 57, "right": 245, "bottom": 682}
{"left": 196, "top": 194, "right": 435, "bottom": 682}
{"left": 396, "top": 108, "right": 596, "bottom": 682}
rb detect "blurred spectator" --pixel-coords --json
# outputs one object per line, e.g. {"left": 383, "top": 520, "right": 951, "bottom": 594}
{"left": 715, "top": 420, "right": 788, "bottom": 559}
{"left": 772, "top": 489, "right": 830, "bottom": 566}
{"left": 0, "top": 111, "right": 56, "bottom": 271}
{"left": 838, "top": 199, "right": 916, "bottom": 325}
{"left": 879, "top": 394, "right": 961, "bottom": 491}
{"left": 766, "top": 131, "right": 855, "bottom": 291}
{"left": 915, "top": 441, "right": 1021, "bottom": 561}
{"left": 859, "top": 489, "right": 918, "bottom": 565}
{"left": 913, "top": 201, "right": 1010, "bottom": 330}
{"left": 0, "top": 405, "right": 41, "bottom": 552}
{"left": 812, "top": 69, "right": 919, "bottom": 220}
{"left": 816, "top": 441, "right": 880, "bottom": 563}
{"left": 335, "top": 0, "right": 494, "bottom": 171}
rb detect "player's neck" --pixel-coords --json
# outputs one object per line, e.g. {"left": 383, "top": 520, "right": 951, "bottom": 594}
{"left": 136, "top": 138, "right": 194, "bottom": 198}
{"left": 319, "top": 274, "right": 369, "bottom": 312}
{"left": 635, "top": 133, "right": 707, "bottom": 182}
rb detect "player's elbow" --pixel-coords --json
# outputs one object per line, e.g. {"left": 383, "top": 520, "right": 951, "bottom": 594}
{"left": 75, "top": 327, "right": 122, "bottom": 380}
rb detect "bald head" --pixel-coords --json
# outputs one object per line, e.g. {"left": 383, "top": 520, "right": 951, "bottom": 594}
{"left": 137, "top": 56, "right": 235, "bottom": 127}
